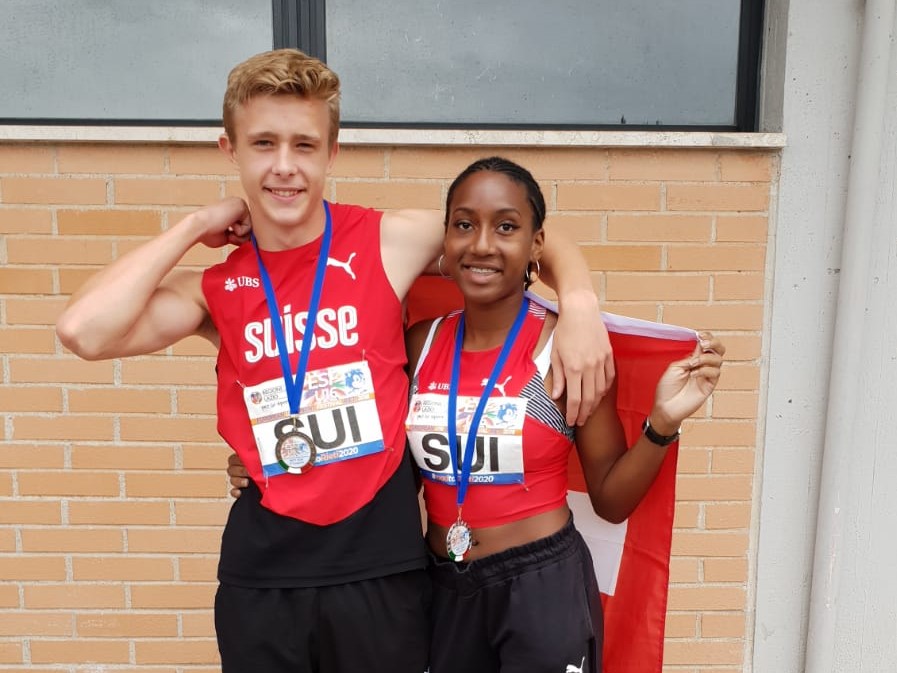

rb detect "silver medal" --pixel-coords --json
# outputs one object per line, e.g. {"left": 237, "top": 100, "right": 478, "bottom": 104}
{"left": 275, "top": 429, "right": 316, "bottom": 474}
{"left": 446, "top": 520, "right": 473, "bottom": 562}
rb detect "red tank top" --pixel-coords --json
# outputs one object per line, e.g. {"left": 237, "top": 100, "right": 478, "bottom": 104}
{"left": 406, "top": 299, "right": 574, "bottom": 528}
{"left": 203, "top": 202, "right": 408, "bottom": 525}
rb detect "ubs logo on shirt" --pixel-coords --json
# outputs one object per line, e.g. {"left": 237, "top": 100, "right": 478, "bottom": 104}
{"left": 225, "top": 276, "right": 260, "bottom": 292}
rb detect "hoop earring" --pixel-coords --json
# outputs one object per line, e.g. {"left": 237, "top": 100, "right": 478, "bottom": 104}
{"left": 438, "top": 254, "right": 450, "bottom": 278}
{"left": 525, "top": 259, "right": 541, "bottom": 286}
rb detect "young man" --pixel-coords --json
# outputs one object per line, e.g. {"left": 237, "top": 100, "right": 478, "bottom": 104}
{"left": 56, "top": 49, "right": 612, "bottom": 673}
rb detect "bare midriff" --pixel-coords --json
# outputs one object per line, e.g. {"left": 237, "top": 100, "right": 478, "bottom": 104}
{"left": 426, "top": 503, "right": 571, "bottom": 562}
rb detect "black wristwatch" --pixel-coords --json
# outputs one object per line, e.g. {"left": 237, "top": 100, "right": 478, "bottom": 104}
{"left": 642, "top": 417, "right": 681, "bottom": 447}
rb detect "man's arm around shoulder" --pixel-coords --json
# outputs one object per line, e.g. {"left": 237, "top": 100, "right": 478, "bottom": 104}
{"left": 379, "top": 209, "right": 445, "bottom": 301}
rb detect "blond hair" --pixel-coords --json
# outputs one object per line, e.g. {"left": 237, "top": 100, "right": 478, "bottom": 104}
{"left": 222, "top": 49, "right": 341, "bottom": 147}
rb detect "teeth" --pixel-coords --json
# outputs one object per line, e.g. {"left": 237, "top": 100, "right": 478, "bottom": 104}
{"left": 469, "top": 267, "right": 497, "bottom": 274}
{"left": 270, "top": 189, "right": 299, "bottom": 197}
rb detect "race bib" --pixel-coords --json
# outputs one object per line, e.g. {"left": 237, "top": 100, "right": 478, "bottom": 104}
{"left": 244, "top": 361, "right": 385, "bottom": 477}
{"left": 406, "top": 393, "right": 526, "bottom": 485}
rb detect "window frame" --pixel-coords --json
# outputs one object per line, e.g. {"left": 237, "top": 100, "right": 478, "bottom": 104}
{"left": 0, "top": 0, "right": 765, "bottom": 131}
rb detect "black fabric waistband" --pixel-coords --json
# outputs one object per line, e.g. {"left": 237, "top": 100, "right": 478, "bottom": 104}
{"left": 427, "top": 516, "right": 583, "bottom": 591}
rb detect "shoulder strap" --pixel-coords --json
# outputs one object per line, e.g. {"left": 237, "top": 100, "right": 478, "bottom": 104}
{"left": 413, "top": 316, "right": 443, "bottom": 379}
{"left": 533, "top": 330, "right": 554, "bottom": 379}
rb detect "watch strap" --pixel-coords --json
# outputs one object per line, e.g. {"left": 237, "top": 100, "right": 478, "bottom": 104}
{"left": 642, "top": 416, "right": 681, "bottom": 447}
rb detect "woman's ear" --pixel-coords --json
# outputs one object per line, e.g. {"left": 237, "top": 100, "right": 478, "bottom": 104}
{"left": 531, "top": 228, "right": 545, "bottom": 261}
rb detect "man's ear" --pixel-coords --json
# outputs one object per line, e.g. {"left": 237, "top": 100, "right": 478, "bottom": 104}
{"left": 328, "top": 141, "right": 340, "bottom": 171}
{"left": 219, "top": 134, "right": 237, "bottom": 163}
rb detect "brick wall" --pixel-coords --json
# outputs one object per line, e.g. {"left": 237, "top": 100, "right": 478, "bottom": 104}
{"left": 0, "top": 142, "right": 775, "bottom": 671}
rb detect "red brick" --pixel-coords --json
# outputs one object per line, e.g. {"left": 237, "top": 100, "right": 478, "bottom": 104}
{"left": 667, "top": 586, "right": 746, "bottom": 611}
{"left": 0, "top": 386, "right": 63, "bottom": 411}
{"left": 608, "top": 214, "right": 712, "bottom": 242}
{"left": 77, "top": 612, "right": 179, "bottom": 637}
{"left": 130, "top": 583, "right": 217, "bottom": 609}
{"left": 4, "top": 297, "right": 68, "bottom": 325}
{"left": 0, "top": 555, "right": 67, "bottom": 580}
{"left": 663, "top": 640, "right": 743, "bottom": 666}
{"left": 705, "top": 503, "right": 752, "bottom": 529}
{"left": 114, "top": 178, "right": 221, "bottom": 206}
{"left": 716, "top": 215, "right": 768, "bottom": 242}
{"left": 71, "top": 444, "right": 176, "bottom": 470}
{"left": 120, "top": 417, "right": 218, "bottom": 443}
{"left": 606, "top": 274, "right": 709, "bottom": 301}
{"left": 174, "top": 501, "right": 230, "bottom": 526}
{"left": 662, "top": 304, "right": 763, "bottom": 332}
{"left": 127, "top": 528, "right": 222, "bottom": 554}
{"left": 21, "top": 528, "right": 123, "bottom": 553}
{"left": 68, "top": 387, "right": 172, "bottom": 414}
{"left": 667, "top": 184, "right": 769, "bottom": 212}
{"left": 581, "top": 245, "right": 662, "bottom": 271}
{"left": 57, "top": 209, "right": 162, "bottom": 236}
{"left": 6, "top": 236, "right": 114, "bottom": 265}
{"left": 0, "top": 612, "right": 73, "bottom": 636}
{"left": 72, "top": 556, "right": 175, "bottom": 581}
{"left": 609, "top": 149, "right": 717, "bottom": 181}
{"left": 0, "top": 268, "right": 54, "bottom": 294}
{"left": 68, "top": 500, "right": 172, "bottom": 525}
{"left": 134, "top": 639, "right": 220, "bottom": 665}
{"left": 24, "top": 584, "right": 126, "bottom": 609}
{"left": 677, "top": 476, "right": 752, "bottom": 502}
{"left": 17, "top": 470, "right": 120, "bottom": 497}
{"left": 176, "top": 388, "right": 217, "bottom": 415}
{"left": 332, "top": 180, "right": 442, "bottom": 209}
{"left": 2, "top": 177, "right": 107, "bottom": 205}
{"left": 719, "top": 151, "right": 775, "bottom": 182}
{"left": 558, "top": 183, "right": 661, "bottom": 211}
{"left": 12, "top": 415, "right": 115, "bottom": 441}
{"left": 330, "top": 147, "right": 387, "bottom": 178}
{"left": 0, "top": 207, "right": 53, "bottom": 234}
{"left": 713, "top": 273, "right": 765, "bottom": 300}
{"left": 711, "top": 448, "right": 756, "bottom": 475}
{"left": 120, "top": 357, "right": 216, "bottom": 385}
{"left": 667, "top": 245, "right": 766, "bottom": 272}
{"left": 0, "top": 500, "right": 62, "bottom": 524}
{"left": 704, "top": 558, "right": 748, "bottom": 583}
{"left": 29, "top": 639, "right": 130, "bottom": 664}
{"left": 57, "top": 145, "right": 166, "bottom": 174}
{"left": 126, "top": 472, "right": 229, "bottom": 498}
{"left": 168, "top": 146, "right": 237, "bottom": 175}
{"left": 545, "top": 213, "right": 603, "bottom": 243}
{"left": 178, "top": 556, "right": 219, "bottom": 582}
{"left": 0, "top": 146, "right": 55, "bottom": 173}
{"left": 671, "top": 532, "right": 749, "bottom": 557}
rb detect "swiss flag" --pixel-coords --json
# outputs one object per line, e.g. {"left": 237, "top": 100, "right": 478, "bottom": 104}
{"left": 407, "top": 277, "right": 696, "bottom": 673}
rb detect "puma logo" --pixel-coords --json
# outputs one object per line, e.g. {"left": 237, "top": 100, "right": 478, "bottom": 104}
{"left": 565, "top": 658, "right": 585, "bottom": 673}
{"left": 327, "top": 252, "right": 357, "bottom": 280}
{"left": 483, "top": 375, "right": 513, "bottom": 397}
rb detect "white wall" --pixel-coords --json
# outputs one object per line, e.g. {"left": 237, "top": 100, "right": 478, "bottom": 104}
{"left": 754, "top": 0, "right": 897, "bottom": 671}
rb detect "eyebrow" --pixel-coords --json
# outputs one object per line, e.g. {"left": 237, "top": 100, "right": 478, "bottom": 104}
{"left": 451, "top": 206, "right": 522, "bottom": 215}
{"left": 245, "top": 131, "right": 321, "bottom": 143}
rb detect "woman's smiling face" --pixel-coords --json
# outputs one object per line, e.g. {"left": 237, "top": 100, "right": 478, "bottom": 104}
{"left": 443, "top": 170, "right": 544, "bottom": 305}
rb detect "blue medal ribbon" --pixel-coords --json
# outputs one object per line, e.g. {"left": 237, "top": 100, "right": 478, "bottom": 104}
{"left": 250, "top": 201, "right": 332, "bottom": 415}
{"left": 448, "top": 298, "right": 529, "bottom": 508}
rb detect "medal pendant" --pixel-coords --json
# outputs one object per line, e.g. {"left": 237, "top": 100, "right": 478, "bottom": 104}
{"left": 275, "top": 428, "right": 316, "bottom": 474}
{"left": 446, "top": 520, "right": 473, "bottom": 562}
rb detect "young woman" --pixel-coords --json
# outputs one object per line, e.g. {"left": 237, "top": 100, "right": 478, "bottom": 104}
{"left": 230, "top": 157, "right": 725, "bottom": 673}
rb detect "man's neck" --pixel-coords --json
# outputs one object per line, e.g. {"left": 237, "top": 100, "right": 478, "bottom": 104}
{"left": 252, "top": 205, "right": 327, "bottom": 251}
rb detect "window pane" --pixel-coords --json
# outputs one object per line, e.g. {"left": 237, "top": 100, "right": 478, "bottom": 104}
{"left": 0, "top": 0, "right": 272, "bottom": 121}
{"left": 327, "top": 0, "right": 741, "bottom": 127}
